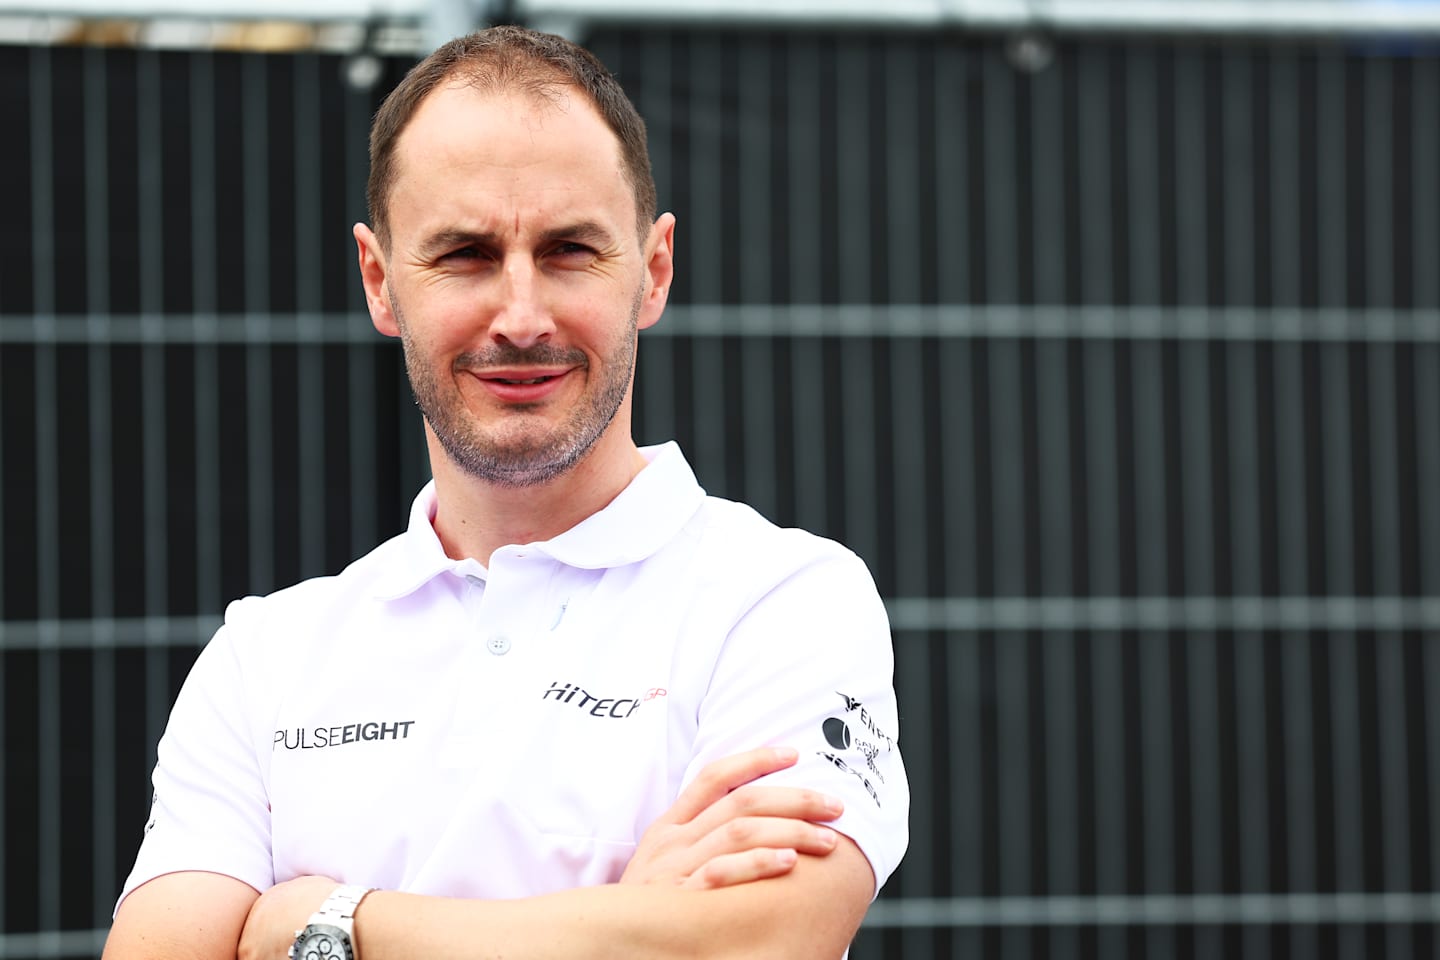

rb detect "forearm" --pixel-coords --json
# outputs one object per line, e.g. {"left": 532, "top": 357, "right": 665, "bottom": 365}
{"left": 354, "top": 847, "right": 871, "bottom": 960}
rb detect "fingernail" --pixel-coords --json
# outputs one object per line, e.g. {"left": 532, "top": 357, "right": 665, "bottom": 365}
{"left": 772, "top": 746, "right": 799, "bottom": 763}
{"left": 777, "top": 848, "right": 798, "bottom": 866}
{"left": 815, "top": 826, "right": 838, "bottom": 848}
{"left": 824, "top": 795, "right": 844, "bottom": 816}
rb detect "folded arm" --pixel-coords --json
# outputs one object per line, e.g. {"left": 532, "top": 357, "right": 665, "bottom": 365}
{"left": 105, "top": 748, "right": 874, "bottom": 960}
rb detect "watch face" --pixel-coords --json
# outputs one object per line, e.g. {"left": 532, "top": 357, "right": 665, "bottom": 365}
{"left": 292, "top": 923, "right": 353, "bottom": 960}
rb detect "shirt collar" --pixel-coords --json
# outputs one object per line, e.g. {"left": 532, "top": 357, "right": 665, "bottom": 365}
{"left": 372, "top": 442, "right": 705, "bottom": 600}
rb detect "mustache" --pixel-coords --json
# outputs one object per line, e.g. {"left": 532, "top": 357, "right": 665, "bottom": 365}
{"left": 454, "top": 343, "right": 588, "bottom": 370}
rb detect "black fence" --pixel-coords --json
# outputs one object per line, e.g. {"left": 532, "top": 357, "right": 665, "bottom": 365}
{"left": 1, "top": 25, "right": 1439, "bottom": 960}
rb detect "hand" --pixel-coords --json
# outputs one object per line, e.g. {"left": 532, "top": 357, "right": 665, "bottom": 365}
{"left": 238, "top": 875, "right": 339, "bottom": 960}
{"left": 620, "top": 746, "right": 845, "bottom": 890}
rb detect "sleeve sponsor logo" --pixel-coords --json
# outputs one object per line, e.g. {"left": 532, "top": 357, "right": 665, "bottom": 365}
{"left": 273, "top": 720, "right": 415, "bottom": 750}
{"left": 817, "top": 691, "right": 897, "bottom": 807}
{"left": 540, "top": 680, "right": 665, "bottom": 719}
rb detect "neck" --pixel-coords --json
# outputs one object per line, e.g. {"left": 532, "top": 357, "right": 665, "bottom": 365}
{"left": 425, "top": 425, "right": 649, "bottom": 566}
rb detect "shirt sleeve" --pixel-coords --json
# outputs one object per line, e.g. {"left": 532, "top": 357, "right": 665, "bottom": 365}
{"left": 116, "top": 599, "right": 275, "bottom": 910}
{"left": 681, "top": 545, "right": 910, "bottom": 896}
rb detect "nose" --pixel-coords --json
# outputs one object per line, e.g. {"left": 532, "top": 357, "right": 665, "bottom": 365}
{"left": 487, "top": 257, "right": 556, "bottom": 349}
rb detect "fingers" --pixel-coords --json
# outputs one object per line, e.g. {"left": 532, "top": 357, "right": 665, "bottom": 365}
{"left": 661, "top": 746, "right": 802, "bottom": 825}
{"left": 690, "top": 816, "right": 840, "bottom": 866}
{"left": 680, "top": 847, "right": 800, "bottom": 891}
{"left": 685, "top": 784, "right": 844, "bottom": 841}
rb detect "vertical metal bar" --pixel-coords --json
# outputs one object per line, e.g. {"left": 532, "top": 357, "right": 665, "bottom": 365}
{"left": 1270, "top": 44, "right": 1318, "bottom": 956}
{"left": 834, "top": 40, "right": 878, "bottom": 564}
{"left": 934, "top": 33, "right": 969, "bottom": 304}
{"left": 1319, "top": 327, "right": 1366, "bottom": 916}
{"left": 896, "top": 628, "right": 936, "bottom": 959}
{"left": 1418, "top": 344, "right": 1440, "bottom": 912}
{"left": 983, "top": 54, "right": 1028, "bottom": 953}
{"left": 885, "top": 43, "right": 927, "bottom": 716}
{"left": 794, "top": 332, "right": 829, "bottom": 532}
{"left": 1316, "top": 52, "right": 1348, "bottom": 311}
{"left": 687, "top": 36, "right": 725, "bottom": 490}
{"left": 1316, "top": 57, "right": 1365, "bottom": 945}
{"left": 886, "top": 38, "right": 922, "bottom": 300}
{"left": 1364, "top": 56, "right": 1412, "bottom": 960}
{"left": 1126, "top": 44, "right": 1162, "bottom": 308}
{"left": 1078, "top": 45, "right": 1114, "bottom": 307}
{"left": 1173, "top": 51, "right": 1222, "bottom": 953}
{"left": 0, "top": 135, "right": 6, "bottom": 943}
{"left": 890, "top": 339, "right": 926, "bottom": 595}
{"left": 191, "top": 51, "right": 222, "bottom": 617}
{"left": 840, "top": 330, "right": 878, "bottom": 563}
{"left": 889, "top": 335, "right": 928, "bottom": 950}
{"left": 836, "top": 36, "right": 870, "bottom": 306}
{"left": 1133, "top": 339, "right": 1175, "bottom": 892}
{"left": 1174, "top": 47, "right": 1208, "bottom": 309}
{"left": 1079, "top": 45, "right": 1127, "bottom": 958}
{"left": 941, "top": 337, "right": 981, "bottom": 915}
{"left": 687, "top": 35, "right": 723, "bottom": 306}
{"left": 243, "top": 54, "right": 274, "bottom": 592}
{"left": 137, "top": 41, "right": 169, "bottom": 788}
{"left": 638, "top": 35, "right": 675, "bottom": 452}
{"left": 737, "top": 330, "right": 777, "bottom": 516}
{"left": 1031, "top": 48, "right": 1078, "bottom": 960}
{"left": 935, "top": 65, "right": 978, "bottom": 934}
{"left": 1365, "top": 54, "right": 1394, "bottom": 313}
{"left": 29, "top": 41, "right": 62, "bottom": 936}
{"left": 294, "top": 53, "right": 326, "bottom": 577}
{"left": 1038, "top": 339, "right": 1079, "bottom": 920}
{"left": 1416, "top": 56, "right": 1440, "bottom": 311}
{"left": 983, "top": 48, "right": 1019, "bottom": 304}
{"left": 788, "top": 37, "right": 826, "bottom": 533}
{"left": 346, "top": 70, "right": 378, "bottom": 553}
{"left": 85, "top": 42, "right": 118, "bottom": 924}
{"left": 1228, "top": 342, "right": 1269, "bottom": 910}
{"left": 1220, "top": 50, "right": 1269, "bottom": 960}
{"left": 988, "top": 326, "right": 1031, "bottom": 960}
{"left": 1032, "top": 50, "right": 1065, "bottom": 306}
{"left": 1127, "top": 46, "right": 1175, "bottom": 960}
{"left": 1222, "top": 47, "right": 1256, "bottom": 313}
{"left": 737, "top": 38, "right": 776, "bottom": 517}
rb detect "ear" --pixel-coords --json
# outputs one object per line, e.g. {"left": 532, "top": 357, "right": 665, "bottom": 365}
{"left": 354, "top": 222, "right": 400, "bottom": 338}
{"left": 636, "top": 212, "right": 675, "bottom": 332}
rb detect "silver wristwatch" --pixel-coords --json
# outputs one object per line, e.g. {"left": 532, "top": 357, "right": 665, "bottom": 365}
{"left": 289, "top": 884, "right": 373, "bottom": 960}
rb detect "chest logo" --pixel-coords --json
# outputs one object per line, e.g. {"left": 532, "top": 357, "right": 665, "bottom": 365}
{"left": 541, "top": 680, "right": 665, "bottom": 719}
{"left": 273, "top": 720, "right": 416, "bottom": 750}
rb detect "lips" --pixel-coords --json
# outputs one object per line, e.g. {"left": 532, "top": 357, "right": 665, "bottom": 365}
{"left": 489, "top": 375, "right": 557, "bottom": 385}
{"left": 472, "top": 367, "right": 573, "bottom": 402}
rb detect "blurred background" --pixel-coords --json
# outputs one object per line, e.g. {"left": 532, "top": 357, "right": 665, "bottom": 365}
{"left": 2, "top": 0, "right": 1439, "bottom": 957}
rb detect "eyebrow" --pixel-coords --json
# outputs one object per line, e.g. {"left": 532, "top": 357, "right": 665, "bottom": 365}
{"left": 416, "top": 221, "right": 619, "bottom": 260}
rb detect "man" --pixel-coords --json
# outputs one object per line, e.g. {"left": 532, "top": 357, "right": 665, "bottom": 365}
{"left": 104, "top": 25, "right": 906, "bottom": 960}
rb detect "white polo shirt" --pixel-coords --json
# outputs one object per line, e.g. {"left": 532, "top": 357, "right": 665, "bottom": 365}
{"left": 121, "top": 442, "right": 908, "bottom": 906}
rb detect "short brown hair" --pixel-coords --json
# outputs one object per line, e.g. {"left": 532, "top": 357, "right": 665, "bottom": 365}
{"left": 366, "top": 25, "right": 657, "bottom": 249}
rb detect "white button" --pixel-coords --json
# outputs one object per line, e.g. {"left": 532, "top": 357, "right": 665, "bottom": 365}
{"left": 487, "top": 634, "right": 511, "bottom": 656}
{"left": 465, "top": 574, "right": 483, "bottom": 586}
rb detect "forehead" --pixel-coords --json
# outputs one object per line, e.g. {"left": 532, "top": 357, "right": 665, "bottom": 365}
{"left": 387, "top": 81, "right": 635, "bottom": 239}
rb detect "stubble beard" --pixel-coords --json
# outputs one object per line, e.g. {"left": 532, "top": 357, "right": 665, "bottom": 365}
{"left": 394, "top": 289, "right": 642, "bottom": 488}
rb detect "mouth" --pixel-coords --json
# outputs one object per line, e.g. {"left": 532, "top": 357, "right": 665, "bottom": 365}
{"left": 471, "top": 367, "right": 573, "bottom": 402}
{"left": 487, "top": 375, "right": 559, "bottom": 386}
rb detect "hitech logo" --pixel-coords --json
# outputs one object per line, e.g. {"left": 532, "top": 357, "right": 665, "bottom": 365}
{"left": 541, "top": 681, "right": 665, "bottom": 719}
